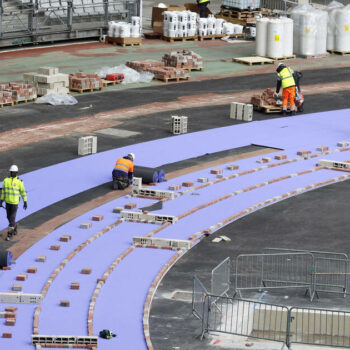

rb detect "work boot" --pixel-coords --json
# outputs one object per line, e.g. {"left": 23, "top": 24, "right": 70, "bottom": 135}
{"left": 282, "top": 110, "right": 287, "bottom": 116}
{"left": 291, "top": 110, "right": 296, "bottom": 116}
{"left": 13, "top": 224, "right": 18, "bottom": 235}
{"left": 6, "top": 227, "right": 14, "bottom": 241}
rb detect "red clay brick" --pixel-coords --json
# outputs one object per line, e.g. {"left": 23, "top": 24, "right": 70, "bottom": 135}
{"left": 70, "top": 282, "right": 80, "bottom": 290}
{"left": 16, "top": 273, "right": 28, "bottom": 281}
{"left": 5, "top": 318, "right": 15, "bottom": 326}
{"left": 81, "top": 268, "right": 92, "bottom": 274}
{"left": 5, "top": 307, "right": 17, "bottom": 312}
{"left": 59, "top": 235, "right": 71, "bottom": 242}
{"left": 124, "top": 203, "right": 137, "bottom": 209}
{"left": 210, "top": 169, "right": 222, "bottom": 174}
{"left": 60, "top": 300, "right": 70, "bottom": 307}
{"left": 182, "top": 181, "right": 194, "bottom": 187}
{"left": 274, "top": 154, "right": 287, "bottom": 160}
{"left": 297, "top": 150, "right": 311, "bottom": 156}
{"left": 27, "top": 266, "right": 38, "bottom": 274}
{"left": 92, "top": 215, "right": 104, "bottom": 221}
{"left": 50, "top": 244, "right": 60, "bottom": 251}
{"left": 2, "top": 332, "right": 12, "bottom": 338}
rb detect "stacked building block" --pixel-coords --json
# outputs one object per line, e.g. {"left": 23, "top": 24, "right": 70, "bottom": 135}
{"left": 0, "top": 82, "right": 37, "bottom": 104}
{"left": 162, "top": 50, "right": 203, "bottom": 70}
{"left": 126, "top": 60, "right": 165, "bottom": 71}
{"left": 69, "top": 72, "right": 103, "bottom": 92}
{"left": 78, "top": 136, "right": 97, "bottom": 156}
{"left": 230, "top": 102, "right": 253, "bottom": 121}
{"left": 24, "top": 67, "right": 69, "bottom": 96}
{"left": 149, "top": 66, "right": 189, "bottom": 81}
{"left": 171, "top": 115, "right": 188, "bottom": 135}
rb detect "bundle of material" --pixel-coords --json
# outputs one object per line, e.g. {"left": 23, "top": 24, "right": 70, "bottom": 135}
{"left": 147, "top": 66, "right": 189, "bottom": 80}
{"left": 24, "top": 67, "right": 69, "bottom": 96}
{"left": 162, "top": 50, "right": 203, "bottom": 70}
{"left": 69, "top": 72, "right": 103, "bottom": 91}
{"left": 0, "top": 82, "right": 37, "bottom": 103}
{"left": 0, "top": 90, "right": 14, "bottom": 105}
{"left": 125, "top": 60, "right": 165, "bottom": 72}
{"left": 251, "top": 88, "right": 277, "bottom": 107}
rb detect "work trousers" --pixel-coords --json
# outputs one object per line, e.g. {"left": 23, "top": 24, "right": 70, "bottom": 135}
{"left": 6, "top": 203, "right": 18, "bottom": 228}
{"left": 113, "top": 176, "right": 130, "bottom": 190}
{"left": 198, "top": 2, "right": 208, "bottom": 18}
{"left": 282, "top": 86, "right": 296, "bottom": 111}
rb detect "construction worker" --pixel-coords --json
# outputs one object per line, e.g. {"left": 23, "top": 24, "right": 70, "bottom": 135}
{"left": 112, "top": 153, "right": 135, "bottom": 190}
{"left": 197, "top": 0, "right": 210, "bottom": 18}
{"left": 276, "top": 63, "right": 297, "bottom": 116}
{"left": 0, "top": 165, "right": 27, "bottom": 241}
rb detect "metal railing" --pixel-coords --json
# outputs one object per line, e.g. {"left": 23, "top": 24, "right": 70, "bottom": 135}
{"left": 192, "top": 275, "right": 209, "bottom": 320}
{"left": 235, "top": 252, "right": 314, "bottom": 300}
{"left": 211, "top": 257, "right": 231, "bottom": 302}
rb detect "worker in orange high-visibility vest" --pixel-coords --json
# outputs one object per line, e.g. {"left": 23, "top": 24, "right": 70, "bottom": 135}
{"left": 112, "top": 153, "right": 135, "bottom": 190}
{"left": 276, "top": 63, "right": 296, "bottom": 116}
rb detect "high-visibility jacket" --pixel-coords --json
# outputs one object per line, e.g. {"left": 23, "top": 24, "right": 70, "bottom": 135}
{"left": 277, "top": 67, "right": 296, "bottom": 89}
{"left": 1, "top": 176, "right": 27, "bottom": 205}
{"left": 114, "top": 157, "right": 134, "bottom": 175}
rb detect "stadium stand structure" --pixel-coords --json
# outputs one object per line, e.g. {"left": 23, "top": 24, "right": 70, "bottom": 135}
{"left": 0, "top": 0, "right": 139, "bottom": 47}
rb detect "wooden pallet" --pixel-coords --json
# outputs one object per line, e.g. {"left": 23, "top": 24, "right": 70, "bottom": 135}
{"left": 13, "top": 97, "right": 37, "bottom": 104}
{"left": 105, "top": 36, "right": 142, "bottom": 47}
{"left": 269, "top": 54, "right": 296, "bottom": 61}
{"left": 198, "top": 33, "right": 245, "bottom": 41}
{"left": 300, "top": 52, "right": 329, "bottom": 59}
{"left": 69, "top": 87, "right": 103, "bottom": 94}
{"left": 154, "top": 76, "right": 190, "bottom": 83}
{"left": 233, "top": 56, "right": 275, "bottom": 66}
{"left": 215, "top": 14, "right": 256, "bottom": 26}
{"left": 327, "top": 50, "right": 350, "bottom": 56}
{"left": 162, "top": 35, "right": 198, "bottom": 43}
{"left": 0, "top": 101, "right": 15, "bottom": 108}
{"left": 183, "top": 66, "right": 204, "bottom": 72}
{"left": 143, "top": 32, "right": 162, "bottom": 39}
{"left": 220, "top": 8, "right": 261, "bottom": 19}
{"left": 102, "top": 79, "right": 122, "bottom": 87}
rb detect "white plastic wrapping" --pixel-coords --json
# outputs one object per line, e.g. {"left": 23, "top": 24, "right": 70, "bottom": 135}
{"left": 267, "top": 19, "right": 284, "bottom": 59}
{"left": 281, "top": 17, "right": 294, "bottom": 57}
{"left": 256, "top": 18, "right": 269, "bottom": 56}
{"left": 95, "top": 65, "right": 154, "bottom": 84}
{"left": 291, "top": 4, "right": 327, "bottom": 56}
{"left": 215, "top": 18, "right": 225, "bottom": 35}
{"left": 335, "top": 4, "right": 350, "bottom": 51}
{"left": 223, "top": 22, "right": 234, "bottom": 35}
{"left": 326, "top": 2, "right": 344, "bottom": 51}
{"left": 35, "top": 93, "right": 78, "bottom": 105}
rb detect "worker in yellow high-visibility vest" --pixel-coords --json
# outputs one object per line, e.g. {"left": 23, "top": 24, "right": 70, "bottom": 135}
{"left": 197, "top": 0, "right": 210, "bottom": 18}
{"left": 276, "top": 63, "right": 296, "bottom": 116}
{"left": 0, "top": 165, "right": 27, "bottom": 240}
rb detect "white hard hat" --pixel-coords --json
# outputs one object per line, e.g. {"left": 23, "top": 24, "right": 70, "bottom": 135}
{"left": 128, "top": 153, "right": 135, "bottom": 161}
{"left": 9, "top": 165, "right": 18, "bottom": 172}
{"left": 277, "top": 62, "right": 285, "bottom": 68}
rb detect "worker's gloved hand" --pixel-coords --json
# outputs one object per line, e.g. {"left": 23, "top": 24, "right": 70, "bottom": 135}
{"left": 23, "top": 202, "right": 27, "bottom": 210}
{"left": 274, "top": 92, "right": 280, "bottom": 99}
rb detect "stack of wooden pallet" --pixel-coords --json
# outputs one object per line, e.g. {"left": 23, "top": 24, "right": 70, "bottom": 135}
{"left": 216, "top": 8, "right": 261, "bottom": 26}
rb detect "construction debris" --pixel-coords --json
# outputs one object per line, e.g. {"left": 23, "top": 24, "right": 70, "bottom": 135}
{"left": 212, "top": 235, "right": 231, "bottom": 243}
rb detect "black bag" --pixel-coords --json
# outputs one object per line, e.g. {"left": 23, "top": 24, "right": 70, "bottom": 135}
{"left": 99, "top": 329, "right": 116, "bottom": 339}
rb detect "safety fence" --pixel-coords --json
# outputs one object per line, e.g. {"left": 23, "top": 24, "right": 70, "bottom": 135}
{"left": 207, "top": 248, "right": 350, "bottom": 301}
{"left": 193, "top": 276, "right": 350, "bottom": 349}
{"left": 0, "top": 0, "right": 139, "bottom": 46}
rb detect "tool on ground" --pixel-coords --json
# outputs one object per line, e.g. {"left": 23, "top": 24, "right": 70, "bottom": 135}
{"left": 99, "top": 329, "right": 116, "bottom": 339}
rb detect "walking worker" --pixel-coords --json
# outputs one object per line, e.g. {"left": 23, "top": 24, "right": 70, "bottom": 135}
{"left": 197, "top": 0, "right": 210, "bottom": 18}
{"left": 0, "top": 165, "right": 27, "bottom": 240}
{"left": 275, "top": 62, "right": 297, "bottom": 116}
{"left": 112, "top": 153, "right": 135, "bottom": 190}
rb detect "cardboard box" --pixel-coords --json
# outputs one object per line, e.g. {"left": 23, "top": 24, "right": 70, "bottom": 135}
{"left": 153, "top": 21, "right": 164, "bottom": 34}
{"left": 152, "top": 4, "right": 186, "bottom": 27}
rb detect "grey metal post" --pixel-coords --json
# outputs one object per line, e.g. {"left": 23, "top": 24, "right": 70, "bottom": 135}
{"left": 28, "top": 0, "right": 34, "bottom": 34}
{"left": 286, "top": 308, "right": 292, "bottom": 349}
{"left": 103, "top": 0, "right": 108, "bottom": 27}
{"left": 0, "top": 0, "right": 3, "bottom": 38}
{"left": 67, "top": 0, "right": 73, "bottom": 30}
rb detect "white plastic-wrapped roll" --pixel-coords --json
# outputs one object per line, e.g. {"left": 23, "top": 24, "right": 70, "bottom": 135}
{"left": 119, "top": 23, "right": 131, "bottom": 38}
{"left": 315, "top": 10, "right": 328, "bottom": 55}
{"left": 326, "top": 1, "right": 344, "bottom": 50}
{"left": 266, "top": 19, "right": 284, "bottom": 58}
{"left": 131, "top": 16, "right": 140, "bottom": 26}
{"left": 223, "top": 22, "right": 234, "bottom": 34}
{"left": 335, "top": 5, "right": 350, "bottom": 51}
{"left": 299, "top": 12, "right": 317, "bottom": 55}
{"left": 281, "top": 17, "right": 294, "bottom": 57}
{"left": 234, "top": 24, "right": 244, "bottom": 34}
{"left": 178, "top": 11, "right": 188, "bottom": 23}
{"left": 256, "top": 18, "right": 269, "bottom": 56}
{"left": 131, "top": 25, "right": 140, "bottom": 38}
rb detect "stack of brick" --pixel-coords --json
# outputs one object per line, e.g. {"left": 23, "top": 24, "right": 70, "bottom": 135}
{"left": 148, "top": 66, "right": 189, "bottom": 80}
{"left": 125, "top": 60, "right": 165, "bottom": 71}
{"left": 69, "top": 72, "right": 103, "bottom": 91}
{"left": 0, "top": 82, "right": 37, "bottom": 103}
{"left": 24, "top": 67, "right": 69, "bottom": 96}
{"left": 251, "top": 88, "right": 277, "bottom": 107}
{"left": 162, "top": 50, "right": 203, "bottom": 70}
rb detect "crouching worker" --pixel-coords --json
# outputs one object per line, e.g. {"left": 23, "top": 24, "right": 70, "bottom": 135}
{"left": 112, "top": 153, "right": 135, "bottom": 190}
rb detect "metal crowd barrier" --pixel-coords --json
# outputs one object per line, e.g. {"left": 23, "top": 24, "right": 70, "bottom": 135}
{"left": 235, "top": 252, "right": 314, "bottom": 300}
{"left": 211, "top": 257, "right": 231, "bottom": 303}
{"left": 192, "top": 275, "right": 208, "bottom": 320}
